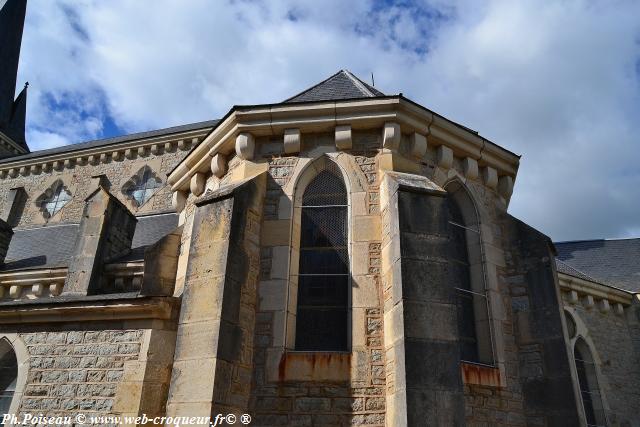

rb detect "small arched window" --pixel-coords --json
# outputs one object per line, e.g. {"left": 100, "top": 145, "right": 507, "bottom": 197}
{"left": 295, "top": 162, "right": 349, "bottom": 351}
{"left": 446, "top": 181, "right": 493, "bottom": 365}
{"left": 574, "top": 338, "right": 606, "bottom": 426}
{"left": 0, "top": 339, "right": 18, "bottom": 415}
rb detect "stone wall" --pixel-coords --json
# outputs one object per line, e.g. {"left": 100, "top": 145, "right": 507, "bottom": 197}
{"left": 249, "top": 132, "right": 387, "bottom": 426}
{"left": 17, "top": 329, "right": 144, "bottom": 420}
{"left": 562, "top": 295, "right": 640, "bottom": 426}
{"left": 0, "top": 144, "right": 191, "bottom": 228}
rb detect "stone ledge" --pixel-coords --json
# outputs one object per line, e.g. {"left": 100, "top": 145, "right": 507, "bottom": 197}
{"left": 0, "top": 295, "right": 179, "bottom": 324}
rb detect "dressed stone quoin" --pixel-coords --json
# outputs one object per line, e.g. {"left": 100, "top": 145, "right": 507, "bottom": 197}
{"left": 0, "top": 1, "right": 638, "bottom": 426}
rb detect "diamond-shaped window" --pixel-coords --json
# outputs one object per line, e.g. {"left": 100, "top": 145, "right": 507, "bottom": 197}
{"left": 37, "top": 180, "right": 72, "bottom": 219}
{"left": 122, "top": 166, "right": 163, "bottom": 207}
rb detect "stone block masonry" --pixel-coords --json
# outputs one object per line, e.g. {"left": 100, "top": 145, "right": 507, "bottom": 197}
{"left": 17, "top": 329, "right": 144, "bottom": 419}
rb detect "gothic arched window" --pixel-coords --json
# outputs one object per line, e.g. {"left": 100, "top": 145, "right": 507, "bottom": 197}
{"left": 36, "top": 180, "right": 72, "bottom": 219}
{"left": 574, "top": 338, "right": 606, "bottom": 426}
{"left": 0, "top": 339, "right": 18, "bottom": 415}
{"left": 295, "top": 163, "right": 349, "bottom": 351}
{"left": 122, "top": 166, "right": 162, "bottom": 207}
{"left": 446, "top": 181, "right": 493, "bottom": 365}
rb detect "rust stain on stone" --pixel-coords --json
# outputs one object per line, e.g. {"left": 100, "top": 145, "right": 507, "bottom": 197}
{"left": 278, "top": 352, "right": 351, "bottom": 382}
{"left": 461, "top": 363, "right": 501, "bottom": 387}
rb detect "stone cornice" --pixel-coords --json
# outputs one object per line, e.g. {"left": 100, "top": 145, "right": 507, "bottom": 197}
{"left": 558, "top": 272, "right": 633, "bottom": 306}
{"left": 0, "top": 126, "right": 212, "bottom": 179}
{"left": 0, "top": 295, "right": 178, "bottom": 324}
{"left": 167, "top": 96, "right": 521, "bottom": 194}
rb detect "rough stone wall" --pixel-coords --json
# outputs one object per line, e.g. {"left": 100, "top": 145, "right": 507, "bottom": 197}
{"left": 17, "top": 329, "right": 144, "bottom": 421}
{"left": 0, "top": 147, "right": 189, "bottom": 228}
{"left": 166, "top": 175, "right": 265, "bottom": 422}
{"left": 250, "top": 131, "right": 387, "bottom": 426}
{"left": 502, "top": 216, "right": 580, "bottom": 426}
{"left": 562, "top": 296, "right": 640, "bottom": 427}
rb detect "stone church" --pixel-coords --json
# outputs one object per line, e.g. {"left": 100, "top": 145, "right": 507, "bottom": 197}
{"left": 0, "top": 1, "right": 638, "bottom": 426}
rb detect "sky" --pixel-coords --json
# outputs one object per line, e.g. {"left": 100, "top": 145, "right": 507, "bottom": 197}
{"left": 14, "top": 0, "right": 640, "bottom": 242}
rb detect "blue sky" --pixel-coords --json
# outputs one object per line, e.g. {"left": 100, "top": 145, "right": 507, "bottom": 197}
{"left": 14, "top": 0, "right": 640, "bottom": 241}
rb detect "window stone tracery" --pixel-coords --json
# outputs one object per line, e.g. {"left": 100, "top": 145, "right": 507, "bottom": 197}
{"left": 122, "top": 166, "right": 163, "bottom": 207}
{"left": 35, "top": 180, "right": 72, "bottom": 219}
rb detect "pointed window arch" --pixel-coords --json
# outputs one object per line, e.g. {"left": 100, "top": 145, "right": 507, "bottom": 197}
{"left": 446, "top": 181, "right": 493, "bottom": 364}
{"left": 0, "top": 339, "right": 18, "bottom": 415}
{"left": 574, "top": 338, "right": 606, "bottom": 426}
{"left": 295, "top": 161, "right": 349, "bottom": 351}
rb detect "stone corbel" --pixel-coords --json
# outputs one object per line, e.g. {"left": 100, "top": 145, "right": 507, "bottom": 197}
{"left": 64, "top": 159, "right": 75, "bottom": 169}
{"left": 284, "top": 129, "right": 301, "bottom": 154}
{"left": 172, "top": 191, "right": 187, "bottom": 213}
{"left": 18, "top": 167, "right": 27, "bottom": 176}
{"left": 112, "top": 151, "right": 124, "bottom": 162}
{"left": 190, "top": 173, "right": 206, "bottom": 196}
{"left": 436, "top": 145, "right": 453, "bottom": 169}
{"left": 0, "top": 170, "right": 7, "bottom": 179}
{"left": 8, "top": 168, "right": 18, "bottom": 178}
{"left": 463, "top": 157, "right": 478, "bottom": 180}
{"left": 482, "top": 166, "right": 498, "bottom": 189}
{"left": 236, "top": 133, "right": 255, "bottom": 160}
{"left": 210, "top": 153, "right": 227, "bottom": 178}
{"left": 125, "top": 148, "right": 136, "bottom": 160}
{"left": 382, "top": 122, "right": 401, "bottom": 150}
{"left": 178, "top": 139, "right": 190, "bottom": 150}
{"left": 76, "top": 157, "right": 88, "bottom": 166}
{"left": 498, "top": 175, "right": 514, "bottom": 198}
{"left": 88, "top": 155, "right": 99, "bottom": 165}
{"left": 614, "top": 303, "right": 624, "bottom": 315}
{"left": 151, "top": 144, "right": 162, "bottom": 155}
{"left": 53, "top": 161, "right": 64, "bottom": 171}
{"left": 598, "top": 299, "right": 610, "bottom": 313}
{"left": 99, "top": 153, "right": 109, "bottom": 164}
{"left": 335, "top": 125, "right": 352, "bottom": 150}
{"left": 410, "top": 132, "right": 427, "bottom": 158}
{"left": 568, "top": 290, "right": 579, "bottom": 304}
{"left": 137, "top": 146, "right": 147, "bottom": 157}
{"left": 164, "top": 142, "right": 175, "bottom": 152}
{"left": 583, "top": 295, "right": 595, "bottom": 309}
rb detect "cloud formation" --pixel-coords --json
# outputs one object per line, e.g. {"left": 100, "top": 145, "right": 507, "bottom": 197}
{"left": 15, "top": 0, "right": 640, "bottom": 241}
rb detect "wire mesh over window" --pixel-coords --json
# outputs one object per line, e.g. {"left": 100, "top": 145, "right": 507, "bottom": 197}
{"left": 447, "top": 187, "right": 493, "bottom": 365}
{"left": 296, "top": 164, "right": 349, "bottom": 351}
{"left": 0, "top": 340, "right": 17, "bottom": 416}
{"left": 574, "top": 339, "right": 607, "bottom": 427}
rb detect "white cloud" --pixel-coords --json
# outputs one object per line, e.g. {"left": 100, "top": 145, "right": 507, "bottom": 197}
{"left": 15, "top": 0, "right": 640, "bottom": 241}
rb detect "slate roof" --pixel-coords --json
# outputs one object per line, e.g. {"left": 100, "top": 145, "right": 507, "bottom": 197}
{"left": 284, "top": 70, "right": 385, "bottom": 103}
{"left": 2, "top": 212, "right": 178, "bottom": 271}
{"left": 0, "top": 120, "right": 219, "bottom": 164}
{"left": 555, "top": 238, "right": 640, "bottom": 293}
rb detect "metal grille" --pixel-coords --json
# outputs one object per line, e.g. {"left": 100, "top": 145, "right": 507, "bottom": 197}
{"left": 574, "top": 341, "right": 607, "bottom": 427}
{"left": 296, "top": 163, "right": 349, "bottom": 351}
{"left": 302, "top": 164, "right": 347, "bottom": 206}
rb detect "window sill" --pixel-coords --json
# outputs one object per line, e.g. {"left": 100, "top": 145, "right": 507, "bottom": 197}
{"left": 277, "top": 351, "right": 351, "bottom": 382}
{"left": 461, "top": 361, "right": 504, "bottom": 388}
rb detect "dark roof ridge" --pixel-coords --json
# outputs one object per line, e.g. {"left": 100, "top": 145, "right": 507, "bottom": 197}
{"left": 554, "top": 236, "right": 640, "bottom": 244}
{"left": 0, "top": 119, "right": 219, "bottom": 164}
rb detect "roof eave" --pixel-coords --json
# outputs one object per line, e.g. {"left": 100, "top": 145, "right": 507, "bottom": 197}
{"left": 168, "top": 96, "right": 521, "bottom": 193}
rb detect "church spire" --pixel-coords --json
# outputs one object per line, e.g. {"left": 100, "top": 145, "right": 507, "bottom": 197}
{"left": 0, "top": 0, "right": 28, "bottom": 151}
